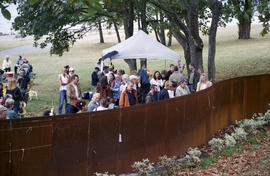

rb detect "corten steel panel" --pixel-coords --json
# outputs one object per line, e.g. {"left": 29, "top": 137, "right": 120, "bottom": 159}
{"left": 229, "top": 78, "right": 245, "bottom": 123}
{"left": 209, "top": 81, "right": 231, "bottom": 134}
{"left": 10, "top": 117, "right": 53, "bottom": 176}
{"left": 117, "top": 105, "right": 146, "bottom": 173}
{"left": 11, "top": 117, "right": 53, "bottom": 150}
{"left": 144, "top": 101, "right": 167, "bottom": 160}
{"left": 259, "top": 75, "right": 270, "bottom": 112}
{"left": 88, "top": 109, "right": 120, "bottom": 174}
{"left": 245, "top": 76, "right": 263, "bottom": 118}
{"left": 53, "top": 113, "right": 89, "bottom": 176}
{"left": 166, "top": 97, "right": 186, "bottom": 156}
{"left": 0, "top": 120, "right": 11, "bottom": 151}
{"left": 0, "top": 152, "right": 10, "bottom": 176}
{"left": 11, "top": 146, "right": 52, "bottom": 176}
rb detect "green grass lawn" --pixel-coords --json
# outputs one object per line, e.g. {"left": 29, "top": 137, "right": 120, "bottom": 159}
{"left": 2, "top": 25, "right": 270, "bottom": 117}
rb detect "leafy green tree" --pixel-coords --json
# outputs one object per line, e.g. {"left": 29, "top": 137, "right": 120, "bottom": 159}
{"left": 0, "top": 1, "right": 15, "bottom": 20}
{"left": 258, "top": 0, "right": 270, "bottom": 36}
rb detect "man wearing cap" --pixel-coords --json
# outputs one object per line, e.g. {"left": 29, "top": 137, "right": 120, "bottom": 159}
{"left": 69, "top": 67, "right": 75, "bottom": 78}
{"left": 176, "top": 78, "right": 190, "bottom": 97}
{"left": 91, "top": 67, "right": 100, "bottom": 90}
{"left": 58, "top": 67, "right": 70, "bottom": 115}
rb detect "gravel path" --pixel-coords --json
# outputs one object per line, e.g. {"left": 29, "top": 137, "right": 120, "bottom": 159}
{"left": 0, "top": 44, "right": 50, "bottom": 57}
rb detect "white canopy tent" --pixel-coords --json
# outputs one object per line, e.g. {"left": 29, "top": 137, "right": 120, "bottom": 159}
{"left": 102, "top": 30, "right": 181, "bottom": 63}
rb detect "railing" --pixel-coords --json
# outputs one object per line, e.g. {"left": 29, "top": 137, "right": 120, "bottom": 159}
{"left": 0, "top": 74, "right": 270, "bottom": 175}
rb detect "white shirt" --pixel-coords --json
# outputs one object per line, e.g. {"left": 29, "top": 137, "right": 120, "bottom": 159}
{"left": 120, "top": 82, "right": 127, "bottom": 92}
{"left": 197, "top": 81, "right": 213, "bottom": 91}
{"left": 2, "top": 60, "right": 11, "bottom": 69}
{"left": 73, "top": 83, "right": 79, "bottom": 98}
{"left": 175, "top": 85, "right": 190, "bottom": 97}
{"left": 150, "top": 78, "right": 164, "bottom": 91}
{"left": 168, "top": 90, "right": 175, "bottom": 98}
{"left": 96, "top": 106, "right": 108, "bottom": 111}
{"left": 59, "top": 74, "right": 69, "bottom": 91}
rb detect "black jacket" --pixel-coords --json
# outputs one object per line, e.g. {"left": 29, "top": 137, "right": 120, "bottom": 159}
{"left": 159, "top": 89, "right": 170, "bottom": 101}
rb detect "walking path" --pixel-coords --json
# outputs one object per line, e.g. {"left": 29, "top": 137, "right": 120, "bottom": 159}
{"left": 0, "top": 44, "right": 50, "bottom": 57}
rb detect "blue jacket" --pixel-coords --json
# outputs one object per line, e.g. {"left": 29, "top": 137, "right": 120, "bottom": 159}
{"left": 91, "top": 72, "right": 99, "bottom": 86}
{"left": 138, "top": 69, "right": 150, "bottom": 85}
{"left": 110, "top": 80, "right": 121, "bottom": 100}
{"left": 159, "top": 89, "right": 169, "bottom": 100}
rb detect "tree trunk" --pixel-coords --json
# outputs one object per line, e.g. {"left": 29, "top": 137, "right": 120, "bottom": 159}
{"left": 167, "top": 30, "right": 172, "bottom": 47}
{"left": 238, "top": 0, "right": 252, "bottom": 39}
{"left": 238, "top": 19, "right": 251, "bottom": 39}
{"left": 123, "top": 0, "right": 137, "bottom": 72}
{"left": 186, "top": 0, "right": 204, "bottom": 71}
{"left": 140, "top": 0, "right": 147, "bottom": 68}
{"left": 208, "top": 0, "right": 222, "bottom": 83}
{"left": 158, "top": 12, "right": 166, "bottom": 45}
{"left": 113, "top": 22, "right": 121, "bottom": 43}
{"left": 154, "top": 29, "right": 160, "bottom": 42}
{"left": 98, "top": 21, "right": 104, "bottom": 43}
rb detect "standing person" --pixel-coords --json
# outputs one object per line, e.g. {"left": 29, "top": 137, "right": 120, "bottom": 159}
{"left": 175, "top": 78, "right": 190, "bottom": 97}
{"left": 109, "top": 73, "right": 121, "bottom": 106}
{"left": 196, "top": 73, "right": 213, "bottom": 91}
{"left": 14, "top": 56, "right": 23, "bottom": 75}
{"left": 150, "top": 71, "right": 164, "bottom": 92}
{"left": 17, "top": 69, "right": 31, "bottom": 103}
{"left": 69, "top": 67, "right": 75, "bottom": 78}
{"left": 96, "top": 76, "right": 113, "bottom": 99}
{"left": 119, "top": 81, "right": 138, "bottom": 108}
{"left": 2, "top": 55, "right": 12, "bottom": 72}
{"left": 66, "top": 75, "right": 82, "bottom": 114}
{"left": 6, "top": 78, "right": 22, "bottom": 115}
{"left": 137, "top": 65, "right": 150, "bottom": 103}
{"left": 91, "top": 67, "right": 100, "bottom": 90}
{"left": 169, "top": 66, "right": 184, "bottom": 84}
{"left": 99, "top": 66, "right": 109, "bottom": 79}
{"left": 58, "top": 68, "right": 70, "bottom": 115}
{"left": 145, "top": 85, "right": 159, "bottom": 104}
{"left": 188, "top": 63, "right": 200, "bottom": 92}
{"left": 159, "top": 81, "right": 172, "bottom": 101}
{"left": 165, "top": 64, "right": 175, "bottom": 80}
{"left": 161, "top": 70, "right": 167, "bottom": 82}
{"left": 5, "top": 98, "right": 19, "bottom": 119}
{"left": 88, "top": 93, "right": 100, "bottom": 112}
{"left": 120, "top": 74, "right": 129, "bottom": 92}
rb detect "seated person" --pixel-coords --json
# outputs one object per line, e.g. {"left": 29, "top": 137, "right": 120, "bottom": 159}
{"left": 96, "top": 98, "right": 108, "bottom": 111}
{"left": 76, "top": 101, "right": 88, "bottom": 113}
{"left": 145, "top": 85, "right": 159, "bottom": 104}
{"left": 0, "top": 105, "right": 7, "bottom": 119}
{"left": 159, "top": 81, "right": 172, "bottom": 100}
{"left": 196, "top": 73, "right": 213, "bottom": 91}
{"left": 5, "top": 98, "right": 19, "bottom": 119}
{"left": 88, "top": 93, "right": 100, "bottom": 112}
{"left": 175, "top": 78, "right": 190, "bottom": 97}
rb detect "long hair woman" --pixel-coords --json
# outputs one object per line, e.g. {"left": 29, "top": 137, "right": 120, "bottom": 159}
{"left": 150, "top": 71, "right": 164, "bottom": 91}
{"left": 6, "top": 78, "right": 22, "bottom": 115}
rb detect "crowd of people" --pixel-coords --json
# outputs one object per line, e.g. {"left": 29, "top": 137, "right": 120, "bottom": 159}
{"left": 0, "top": 55, "right": 33, "bottom": 120}
{"left": 58, "top": 63, "right": 213, "bottom": 115}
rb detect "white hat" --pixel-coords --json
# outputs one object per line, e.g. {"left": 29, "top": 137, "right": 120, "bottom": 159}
{"left": 129, "top": 75, "right": 139, "bottom": 80}
{"left": 69, "top": 67, "right": 75, "bottom": 72}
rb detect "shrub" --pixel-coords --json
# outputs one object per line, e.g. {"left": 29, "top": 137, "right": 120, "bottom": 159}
{"left": 232, "top": 127, "right": 247, "bottom": 141}
{"left": 224, "top": 133, "right": 236, "bottom": 148}
{"left": 158, "top": 155, "right": 176, "bottom": 169}
{"left": 95, "top": 172, "right": 115, "bottom": 176}
{"left": 132, "top": 158, "right": 154, "bottom": 176}
{"left": 264, "top": 110, "right": 270, "bottom": 121}
{"left": 208, "top": 138, "right": 224, "bottom": 152}
{"left": 185, "top": 147, "right": 201, "bottom": 163}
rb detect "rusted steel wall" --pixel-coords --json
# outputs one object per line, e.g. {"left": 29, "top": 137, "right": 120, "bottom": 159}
{"left": 0, "top": 74, "right": 270, "bottom": 175}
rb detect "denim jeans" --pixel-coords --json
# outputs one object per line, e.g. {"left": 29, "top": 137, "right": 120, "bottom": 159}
{"left": 66, "top": 104, "right": 77, "bottom": 114}
{"left": 188, "top": 84, "right": 194, "bottom": 93}
{"left": 58, "top": 90, "right": 67, "bottom": 115}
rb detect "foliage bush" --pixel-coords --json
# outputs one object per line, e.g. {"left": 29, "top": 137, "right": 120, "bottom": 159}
{"left": 185, "top": 147, "right": 202, "bottom": 163}
{"left": 132, "top": 158, "right": 154, "bottom": 176}
{"left": 224, "top": 133, "right": 236, "bottom": 148}
{"left": 95, "top": 172, "right": 115, "bottom": 176}
{"left": 208, "top": 138, "right": 224, "bottom": 152}
{"left": 232, "top": 127, "right": 248, "bottom": 141}
{"left": 158, "top": 155, "right": 177, "bottom": 175}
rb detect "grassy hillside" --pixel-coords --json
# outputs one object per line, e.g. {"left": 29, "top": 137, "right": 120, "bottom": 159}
{"left": 1, "top": 25, "right": 269, "bottom": 117}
